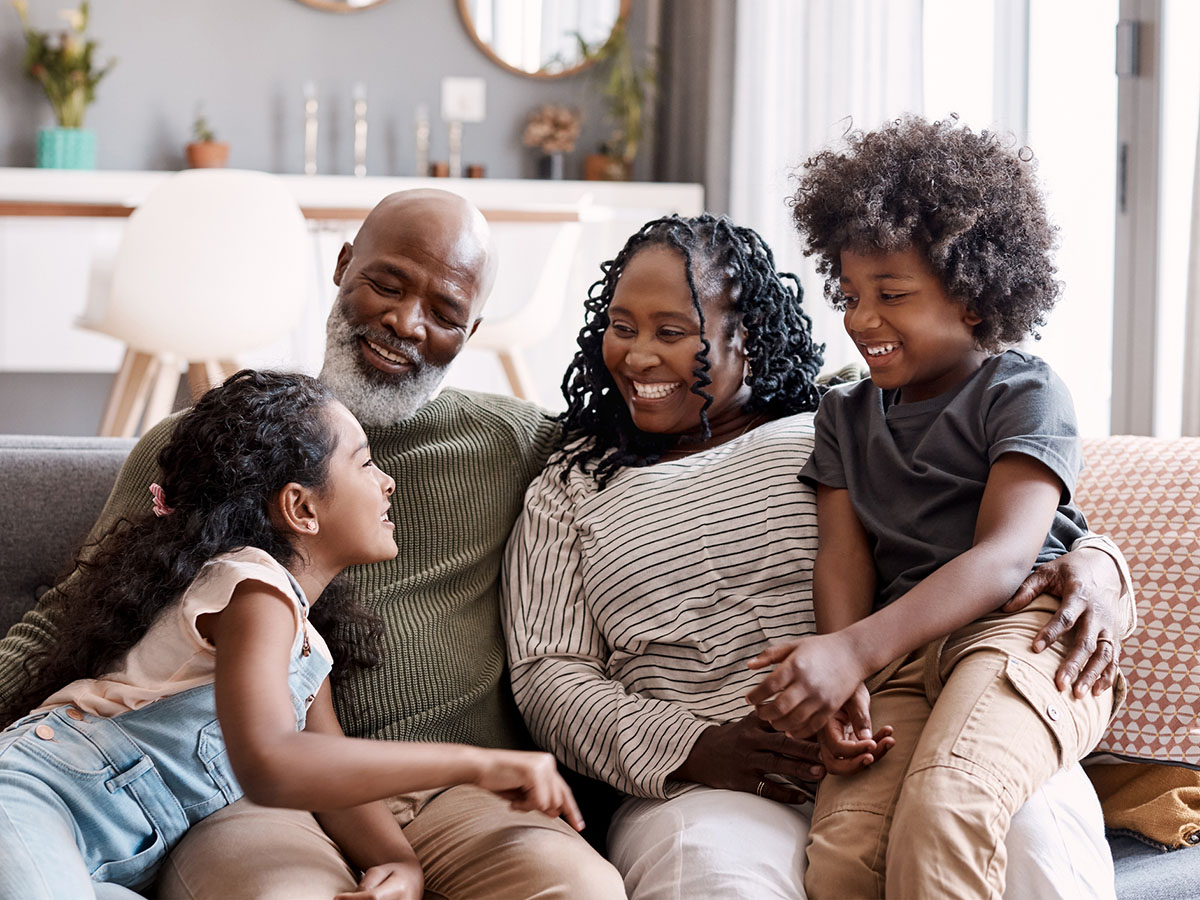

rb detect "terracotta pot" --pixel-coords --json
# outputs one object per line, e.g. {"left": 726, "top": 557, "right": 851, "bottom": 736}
{"left": 584, "top": 153, "right": 630, "bottom": 181}
{"left": 185, "top": 141, "right": 230, "bottom": 168}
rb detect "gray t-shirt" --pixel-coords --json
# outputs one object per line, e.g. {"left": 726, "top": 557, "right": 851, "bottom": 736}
{"left": 799, "top": 350, "right": 1087, "bottom": 609}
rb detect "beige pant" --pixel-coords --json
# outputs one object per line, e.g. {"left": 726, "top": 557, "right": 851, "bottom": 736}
{"left": 805, "top": 596, "right": 1116, "bottom": 900}
{"left": 153, "top": 784, "right": 624, "bottom": 900}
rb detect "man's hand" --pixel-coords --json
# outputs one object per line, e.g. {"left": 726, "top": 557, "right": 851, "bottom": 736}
{"left": 670, "top": 712, "right": 825, "bottom": 804}
{"left": 1003, "top": 546, "right": 1122, "bottom": 696}
{"left": 335, "top": 860, "right": 424, "bottom": 900}
{"left": 745, "top": 632, "right": 868, "bottom": 739}
{"left": 817, "top": 683, "right": 895, "bottom": 776}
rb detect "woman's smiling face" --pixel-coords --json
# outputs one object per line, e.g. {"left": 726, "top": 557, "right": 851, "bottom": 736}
{"left": 601, "top": 245, "right": 754, "bottom": 439}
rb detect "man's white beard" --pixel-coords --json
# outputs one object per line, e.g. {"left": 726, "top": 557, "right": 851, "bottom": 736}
{"left": 319, "top": 301, "right": 448, "bottom": 427}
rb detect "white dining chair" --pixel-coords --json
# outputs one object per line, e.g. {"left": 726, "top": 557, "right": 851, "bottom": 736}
{"left": 79, "top": 170, "right": 310, "bottom": 437}
{"left": 468, "top": 221, "right": 582, "bottom": 402}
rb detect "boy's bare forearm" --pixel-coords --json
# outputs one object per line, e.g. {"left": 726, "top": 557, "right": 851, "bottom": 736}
{"left": 842, "top": 542, "right": 1040, "bottom": 673}
{"left": 813, "top": 484, "right": 876, "bottom": 635}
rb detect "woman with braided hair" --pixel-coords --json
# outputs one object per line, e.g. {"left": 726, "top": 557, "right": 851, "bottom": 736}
{"left": 502, "top": 213, "right": 1130, "bottom": 899}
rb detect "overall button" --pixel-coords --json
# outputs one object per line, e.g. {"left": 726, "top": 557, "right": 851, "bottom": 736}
{"left": 34, "top": 724, "right": 55, "bottom": 741}
{"left": 1046, "top": 705, "right": 1060, "bottom": 721}
{"left": 66, "top": 708, "right": 85, "bottom": 721}
{"left": 304, "top": 695, "right": 315, "bottom": 706}
{"left": 1185, "top": 830, "right": 1200, "bottom": 845}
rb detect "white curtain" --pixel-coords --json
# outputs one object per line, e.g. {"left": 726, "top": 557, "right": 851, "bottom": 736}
{"left": 1184, "top": 92, "right": 1200, "bottom": 436}
{"left": 729, "top": 0, "right": 924, "bottom": 370}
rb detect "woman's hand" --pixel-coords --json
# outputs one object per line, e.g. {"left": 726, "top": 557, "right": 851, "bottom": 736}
{"left": 474, "top": 750, "right": 585, "bottom": 831}
{"left": 818, "top": 683, "right": 895, "bottom": 776}
{"left": 745, "top": 632, "right": 868, "bottom": 739}
{"left": 670, "top": 712, "right": 825, "bottom": 804}
{"left": 334, "top": 860, "right": 424, "bottom": 900}
{"left": 1002, "top": 546, "right": 1122, "bottom": 696}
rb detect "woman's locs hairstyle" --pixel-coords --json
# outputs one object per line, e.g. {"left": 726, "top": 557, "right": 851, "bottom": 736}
{"left": 1, "top": 370, "right": 382, "bottom": 727}
{"left": 789, "top": 115, "right": 1061, "bottom": 351}
{"left": 558, "top": 213, "right": 825, "bottom": 488}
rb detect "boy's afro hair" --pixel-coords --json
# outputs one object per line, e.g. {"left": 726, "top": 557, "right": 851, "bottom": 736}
{"left": 789, "top": 115, "right": 1060, "bottom": 351}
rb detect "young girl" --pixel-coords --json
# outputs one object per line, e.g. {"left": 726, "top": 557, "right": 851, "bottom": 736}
{"left": 0, "top": 370, "right": 580, "bottom": 900}
{"left": 745, "top": 117, "right": 1121, "bottom": 898}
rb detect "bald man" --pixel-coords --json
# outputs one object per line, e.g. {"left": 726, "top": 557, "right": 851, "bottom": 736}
{"left": 0, "top": 190, "right": 623, "bottom": 899}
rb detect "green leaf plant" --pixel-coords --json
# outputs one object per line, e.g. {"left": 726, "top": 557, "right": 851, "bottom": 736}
{"left": 13, "top": 0, "right": 115, "bottom": 128}
{"left": 577, "top": 18, "right": 656, "bottom": 175}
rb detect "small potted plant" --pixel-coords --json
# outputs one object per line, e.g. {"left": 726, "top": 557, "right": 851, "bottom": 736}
{"left": 186, "top": 106, "right": 229, "bottom": 168}
{"left": 522, "top": 104, "right": 581, "bottom": 179}
{"left": 13, "top": 0, "right": 115, "bottom": 169}
{"left": 578, "top": 19, "right": 655, "bottom": 181}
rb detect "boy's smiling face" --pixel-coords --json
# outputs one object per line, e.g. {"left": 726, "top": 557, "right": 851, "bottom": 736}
{"left": 839, "top": 246, "right": 988, "bottom": 403}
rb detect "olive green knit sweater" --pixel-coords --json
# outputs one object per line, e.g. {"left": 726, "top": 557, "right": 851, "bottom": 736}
{"left": 0, "top": 389, "right": 558, "bottom": 750}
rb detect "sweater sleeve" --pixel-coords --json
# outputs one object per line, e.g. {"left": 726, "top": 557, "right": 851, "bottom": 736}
{"left": 0, "top": 414, "right": 179, "bottom": 716}
{"left": 502, "top": 465, "right": 712, "bottom": 800}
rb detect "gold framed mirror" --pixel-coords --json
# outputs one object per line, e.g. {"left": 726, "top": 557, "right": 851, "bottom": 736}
{"left": 293, "top": 0, "right": 389, "bottom": 12}
{"left": 457, "top": 0, "right": 630, "bottom": 79}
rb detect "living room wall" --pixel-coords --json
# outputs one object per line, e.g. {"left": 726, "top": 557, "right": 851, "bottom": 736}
{"left": 0, "top": 0, "right": 653, "bottom": 180}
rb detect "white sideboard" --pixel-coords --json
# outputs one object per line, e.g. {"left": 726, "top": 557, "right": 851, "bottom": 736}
{"left": 0, "top": 168, "right": 703, "bottom": 413}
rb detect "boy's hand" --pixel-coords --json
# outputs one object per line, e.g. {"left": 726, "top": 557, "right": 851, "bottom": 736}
{"left": 335, "top": 860, "right": 423, "bottom": 900}
{"left": 818, "top": 684, "right": 895, "bottom": 776}
{"left": 745, "top": 632, "right": 869, "bottom": 738}
{"left": 475, "top": 750, "right": 585, "bottom": 832}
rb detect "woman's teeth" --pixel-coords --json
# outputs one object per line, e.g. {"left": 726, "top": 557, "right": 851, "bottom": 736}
{"left": 865, "top": 343, "right": 898, "bottom": 357}
{"left": 633, "top": 381, "right": 681, "bottom": 399}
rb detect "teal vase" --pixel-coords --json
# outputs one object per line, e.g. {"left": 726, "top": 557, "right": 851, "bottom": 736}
{"left": 36, "top": 127, "right": 97, "bottom": 169}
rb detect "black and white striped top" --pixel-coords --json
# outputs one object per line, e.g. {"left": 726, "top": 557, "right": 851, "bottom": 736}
{"left": 502, "top": 413, "right": 819, "bottom": 799}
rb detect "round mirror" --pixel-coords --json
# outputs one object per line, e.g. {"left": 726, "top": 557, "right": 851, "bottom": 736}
{"left": 293, "top": 0, "right": 388, "bottom": 12}
{"left": 457, "top": 0, "right": 630, "bottom": 79}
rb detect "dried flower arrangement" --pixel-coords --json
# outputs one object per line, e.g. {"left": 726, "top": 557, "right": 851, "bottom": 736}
{"left": 522, "top": 104, "right": 582, "bottom": 155}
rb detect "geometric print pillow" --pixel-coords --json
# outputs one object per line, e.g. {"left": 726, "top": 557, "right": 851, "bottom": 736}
{"left": 1076, "top": 436, "right": 1200, "bottom": 768}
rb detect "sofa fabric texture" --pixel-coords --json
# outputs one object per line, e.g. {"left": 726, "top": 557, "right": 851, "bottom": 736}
{"left": 0, "top": 435, "right": 137, "bottom": 636}
{"left": 1077, "top": 436, "right": 1200, "bottom": 767}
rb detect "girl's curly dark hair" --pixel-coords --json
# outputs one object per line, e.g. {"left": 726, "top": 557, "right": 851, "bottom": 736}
{"left": 1, "top": 370, "right": 382, "bottom": 726}
{"left": 558, "top": 214, "right": 825, "bottom": 487}
{"left": 790, "top": 115, "right": 1060, "bottom": 351}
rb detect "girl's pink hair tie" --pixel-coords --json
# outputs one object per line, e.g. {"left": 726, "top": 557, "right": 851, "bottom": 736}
{"left": 149, "top": 483, "right": 174, "bottom": 518}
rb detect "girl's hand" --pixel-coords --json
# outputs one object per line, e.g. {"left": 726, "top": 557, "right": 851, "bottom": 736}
{"left": 334, "top": 860, "right": 423, "bottom": 900}
{"left": 745, "top": 632, "right": 869, "bottom": 739}
{"left": 818, "top": 684, "right": 895, "bottom": 776}
{"left": 475, "top": 750, "right": 586, "bottom": 832}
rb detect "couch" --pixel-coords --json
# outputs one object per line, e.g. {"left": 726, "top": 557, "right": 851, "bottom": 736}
{"left": 1, "top": 432, "right": 1197, "bottom": 897}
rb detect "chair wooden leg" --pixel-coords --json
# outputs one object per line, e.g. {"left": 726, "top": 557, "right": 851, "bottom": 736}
{"left": 142, "top": 355, "right": 180, "bottom": 434}
{"left": 187, "top": 361, "right": 226, "bottom": 401}
{"left": 99, "top": 349, "right": 158, "bottom": 438}
{"left": 496, "top": 349, "right": 539, "bottom": 404}
{"left": 218, "top": 358, "right": 240, "bottom": 381}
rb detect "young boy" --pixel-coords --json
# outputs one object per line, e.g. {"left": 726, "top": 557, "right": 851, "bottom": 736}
{"left": 744, "top": 116, "right": 1120, "bottom": 899}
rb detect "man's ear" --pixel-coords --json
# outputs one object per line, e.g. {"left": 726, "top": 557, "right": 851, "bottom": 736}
{"left": 333, "top": 242, "right": 354, "bottom": 288}
{"left": 276, "top": 483, "right": 320, "bottom": 536}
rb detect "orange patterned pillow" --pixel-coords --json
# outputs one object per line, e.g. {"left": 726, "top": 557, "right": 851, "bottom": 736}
{"left": 1076, "top": 436, "right": 1200, "bottom": 766}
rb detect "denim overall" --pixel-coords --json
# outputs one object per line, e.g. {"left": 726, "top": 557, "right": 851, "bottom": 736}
{"left": 0, "top": 573, "right": 331, "bottom": 899}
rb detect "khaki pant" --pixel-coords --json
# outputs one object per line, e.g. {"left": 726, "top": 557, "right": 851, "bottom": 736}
{"left": 805, "top": 596, "right": 1117, "bottom": 900}
{"left": 153, "top": 784, "right": 624, "bottom": 900}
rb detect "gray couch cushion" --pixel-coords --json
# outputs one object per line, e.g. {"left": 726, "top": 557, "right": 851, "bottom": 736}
{"left": 0, "top": 434, "right": 135, "bottom": 636}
